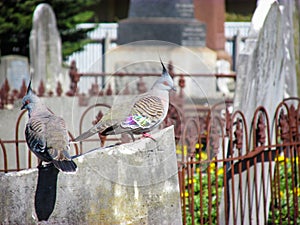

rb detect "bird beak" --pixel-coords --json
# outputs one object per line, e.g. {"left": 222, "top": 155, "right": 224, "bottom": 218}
{"left": 21, "top": 104, "right": 25, "bottom": 110}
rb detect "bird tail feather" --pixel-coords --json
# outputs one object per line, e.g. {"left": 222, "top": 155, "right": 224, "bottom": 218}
{"left": 52, "top": 159, "right": 77, "bottom": 173}
{"left": 73, "top": 130, "right": 96, "bottom": 142}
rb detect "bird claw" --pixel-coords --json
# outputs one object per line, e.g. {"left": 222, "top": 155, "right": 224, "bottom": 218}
{"left": 142, "top": 133, "right": 157, "bottom": 142}
{"left": 37, "top": 161, "right": 54, "bottom": 169}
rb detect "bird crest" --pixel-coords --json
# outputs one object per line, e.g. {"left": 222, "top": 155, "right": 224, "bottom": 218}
{"left": 26, "top": 76, "right": 33, "bottom": 95}
{"left": 159, "top": 57, "right": 167, "bottom": 75}
{"left": 27, "top": 80, "right": 32, "bottom": 94}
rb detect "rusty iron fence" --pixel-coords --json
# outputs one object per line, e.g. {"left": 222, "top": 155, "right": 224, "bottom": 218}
{"left": 1, "top": 96, "right": 300, "bottom": 224}
{"left": 0, "top": 60, "right": 236, "bottom": 108}
{"left": 177, "top": 97, "right": 300, "bottom": 225}
{"left": 0, "top": 63, "right": 299, "bottom": 224}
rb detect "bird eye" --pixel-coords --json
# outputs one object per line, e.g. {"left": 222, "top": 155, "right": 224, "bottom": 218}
{"left": 163, "top": 81, "right": 169, "bottom": 86}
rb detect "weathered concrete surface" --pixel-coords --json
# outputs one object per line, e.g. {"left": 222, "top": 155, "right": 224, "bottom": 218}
{"left": 0, "top": 126, "right": 182, "bottom": 225}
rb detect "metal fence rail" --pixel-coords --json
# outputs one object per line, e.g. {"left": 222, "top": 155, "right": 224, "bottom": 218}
{"left": 0, "top": 96, "right": 299, "bottom": 224}
{"left": 178, "top": 98, "right": 300, "bottom": 225}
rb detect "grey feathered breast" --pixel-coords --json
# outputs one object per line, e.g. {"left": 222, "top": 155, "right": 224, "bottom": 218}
{"left": 25, "top": 114, "right": 70, "bottom": 162}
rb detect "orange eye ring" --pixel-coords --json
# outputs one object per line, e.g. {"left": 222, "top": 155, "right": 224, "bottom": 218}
{"left": 163, "top": 81, "right": 169, "bottom": 86}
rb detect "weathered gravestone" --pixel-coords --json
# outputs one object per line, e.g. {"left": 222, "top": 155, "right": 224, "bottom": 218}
{"left": 29, "top": 3, "right": 62, "bottom": 92}
{"left": 118, "top": 0, "right": 206, "bottom": 47}
{"left": 108, "top": 1, "right": 221, "bottom": 99}
{"left": 0, "top": 55, "right": 30, "bottom": 90}
{"left": 219, "top": 1, "right": 298, "bottom": 224}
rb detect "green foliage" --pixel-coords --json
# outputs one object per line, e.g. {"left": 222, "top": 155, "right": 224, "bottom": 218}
{"left": 183, "top": 156, "right": 300, "bottom": 224}
{"left": 225, "top": 12, "right": 252, "bottom": 22}
{"left": 184, "top": 165, "right": 223, "bottom": 225}
{"left": 0, "top": 0, "right": 100, "bottom": 60}
{"left": 268, "top": 156, "right": 300, "bottom": 225}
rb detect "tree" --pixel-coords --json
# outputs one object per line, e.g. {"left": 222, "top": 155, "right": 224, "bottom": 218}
{"left": 0, "top": 0, "right": 101, "bottom": 60}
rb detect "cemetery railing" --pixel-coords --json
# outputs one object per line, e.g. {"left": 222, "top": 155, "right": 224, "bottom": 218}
{"left": 1, "top": 97, "right": 300, "bottom": 224}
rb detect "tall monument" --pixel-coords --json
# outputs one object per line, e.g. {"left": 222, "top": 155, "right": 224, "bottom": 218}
{"left": 107, "top": 0, "right": 221, "bottom": 99}
{"left": 118, "top": 0, "right": 206, "bottom": 47}
{"left": 29, "top": 3, "right": 62, "bottom": 91}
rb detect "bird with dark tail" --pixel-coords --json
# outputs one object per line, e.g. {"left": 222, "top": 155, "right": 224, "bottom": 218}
{"left": 21, "top": 80, "right": 77, "bottom": 172}
{"left": 73, "top": 60, "right": 176, "bottom": 144}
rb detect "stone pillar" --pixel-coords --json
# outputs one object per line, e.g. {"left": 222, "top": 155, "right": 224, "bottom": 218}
{"left": 194, "top": 0, "right": 226, "bottom": 51}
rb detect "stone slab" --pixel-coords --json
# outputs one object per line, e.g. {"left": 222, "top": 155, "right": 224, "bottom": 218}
{"left": 0, "top": 126, "right": 182, "bottom": 225}
{"left": 0, "top": 55, "right": 30, "bottom": 90}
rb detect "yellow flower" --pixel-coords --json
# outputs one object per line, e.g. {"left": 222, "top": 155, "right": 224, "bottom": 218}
{"left": 294, "top": 187, "right": 300, "bottom": 196}
{"left": 183, "top": 146, "right": 188, "bottom": 155}
{"left": 188, "top": 178, "right": 196, "bottom": 184}
{"left": 195, "top": 143, "right": 203, "bottom": 149}
{"left": 176, "top": 145, "right": 188, "bottom": 155}
{"left": 275, "top": 155, "right": 285, "bottom": 162}
{"left": 181, "top": 191, "right": 189, "bottom": 198}
{"left": 285, "top": 157, "right": 290, "bottom": 163}
{"left": 200, "top": 152, "right": 208, "bottom": 160}
{"left": 217, "top": 167, "right": 224, "bottom": 175}
{"left": 292, "top": 157, "right": 299, "bottom": 164}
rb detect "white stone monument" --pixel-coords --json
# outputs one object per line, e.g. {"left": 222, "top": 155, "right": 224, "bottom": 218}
{"left": 220, "top": 1, "right": 298, "bottom": 224}
{"left": 29, "top": 3, "right": 62, "bottom": 92}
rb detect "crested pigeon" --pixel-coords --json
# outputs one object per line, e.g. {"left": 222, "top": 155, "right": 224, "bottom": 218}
{"left": 73, "top": 60, "right": 176, "bottom": 143}
{"left": 21, "top": 81, "right": 77, "bottom": 172}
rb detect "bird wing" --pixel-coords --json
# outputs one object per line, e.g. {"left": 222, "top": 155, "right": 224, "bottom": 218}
{"left": 25, "top": 116, "right": 52, "bottom": 162}
{"left": 120, "top": 95, "right": 164, "bottom": 130}
{"left": 96, "top": 94, "right": 165, "bottom": 135}
{"left": 73, "top": 94, "right": 165, "bottom": 141}
{"left": 25, "top": 114, "right": 71, "bottom": 162}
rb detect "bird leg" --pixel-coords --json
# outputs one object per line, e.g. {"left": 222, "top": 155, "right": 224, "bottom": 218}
{"left": 142, "top": 133, "right": 157, "bottom": 142}
{"left": 37, "top": 159, "right": 54, "bottom": 169}
{"left": 129, "top": 133, "right": 135, "bottom": 142}
{"left": 37, "top": 159, "right": 43, "bottom": 168}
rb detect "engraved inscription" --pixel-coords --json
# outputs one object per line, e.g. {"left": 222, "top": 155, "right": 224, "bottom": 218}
{"left": 175, "top": 3, "right": 194, "bottom": 18}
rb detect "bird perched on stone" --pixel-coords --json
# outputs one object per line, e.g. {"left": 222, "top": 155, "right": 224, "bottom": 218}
{"left": 73, "top": 60, "right": 176, "bottom": 143}
{"left": 21, "top": 80, "right": 77, "bottom": 172}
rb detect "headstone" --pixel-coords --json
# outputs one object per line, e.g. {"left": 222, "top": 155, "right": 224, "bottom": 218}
{"left": 234, "top": 0, "right": 293, "bottom": 123}
{"left": 278, "top": 0, "right": 298, "bottom": 98}
{"left": 108, "top": 1, "right": 221, "bottom": 102}
{"left": 0, "top": 55, "right": 30, "bottom": 90}
{"left": 118, "top": 0, "right": 206, "bottom": 46}
{"left": 219, "top": 1, "right": 297, "bottom": 224}
{"left": 29, "top": 3, "right": 62, "bottom": 92}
